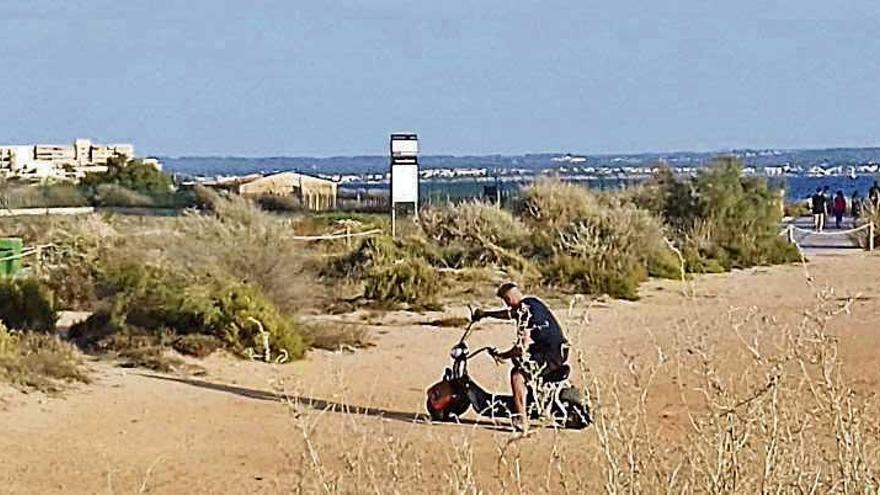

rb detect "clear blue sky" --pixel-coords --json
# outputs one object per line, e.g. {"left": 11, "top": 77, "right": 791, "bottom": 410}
{"left": 2, "top": 1, "right": 879, "bottom": 157}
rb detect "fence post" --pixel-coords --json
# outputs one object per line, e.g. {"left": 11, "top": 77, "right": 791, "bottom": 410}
{"left": 787, "top": 225, "right": 794, "bottom": 244}
{"left": 870, "top": 222, "right": 875, "bottom": 252}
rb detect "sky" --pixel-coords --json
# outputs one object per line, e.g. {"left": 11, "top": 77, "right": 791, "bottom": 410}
{"left": 2, "top": 0, "right": 880, "bottom": 157}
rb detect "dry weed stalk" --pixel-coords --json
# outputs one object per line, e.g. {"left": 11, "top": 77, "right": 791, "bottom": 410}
{"left": 588, "top": 288, "right": 879, "bottom": 494}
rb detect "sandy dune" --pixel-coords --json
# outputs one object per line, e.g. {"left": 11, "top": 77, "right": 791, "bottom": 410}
{"left": 2, "top": 252, "right": 879, "bottom": 493}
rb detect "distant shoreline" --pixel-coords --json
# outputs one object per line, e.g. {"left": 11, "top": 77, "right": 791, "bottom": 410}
{"left": 161, "top": 147, "right": 880, "bottom": 181}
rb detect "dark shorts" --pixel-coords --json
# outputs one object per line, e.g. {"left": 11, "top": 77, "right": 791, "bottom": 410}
{"left": 514, "top": 344, "right": 569, "bottom": 383}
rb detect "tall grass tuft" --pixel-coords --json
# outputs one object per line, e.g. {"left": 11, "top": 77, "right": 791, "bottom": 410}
{"left": 0, "top": 321, "right": 89, "bottom": 392}
{"left": 0, "top": 277, "right": 57, "bottom": 332}
{"left": 327, "top": 236, "right": 443, "bottom": 308}
{"left": 419, "top": 201, "right": 535, "bottom": 275}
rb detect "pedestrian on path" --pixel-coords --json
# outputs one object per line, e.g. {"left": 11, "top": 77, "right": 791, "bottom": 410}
{"left": 811, "top": 187, "right": 826, "bottom": 231}
{"left": 833, "top": 190, "right": 846, "bottom": 229}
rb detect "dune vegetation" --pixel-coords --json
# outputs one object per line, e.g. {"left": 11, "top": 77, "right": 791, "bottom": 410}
{"left": 0, "top": 157, "right": 799, "bottom": 380}
{"left": 326, "top": 157, "right": 798, "bottom": 304}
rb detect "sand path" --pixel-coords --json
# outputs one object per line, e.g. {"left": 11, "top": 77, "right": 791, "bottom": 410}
{"left": 2, "top": 252, "right": 879, "bottom": 493}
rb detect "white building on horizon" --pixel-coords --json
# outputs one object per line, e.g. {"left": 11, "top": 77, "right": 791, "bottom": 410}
{"left": 0, "top": 138, "right": 150, "bottom": 181}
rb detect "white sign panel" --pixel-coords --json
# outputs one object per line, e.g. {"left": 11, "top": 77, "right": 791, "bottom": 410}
{"left": 391, "top": 139, "right": 418, "bottom": 156}
{"left": 391, "top": 164, "right": 419, "bottom": 203}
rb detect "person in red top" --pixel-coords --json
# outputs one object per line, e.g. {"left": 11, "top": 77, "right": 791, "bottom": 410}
{"left": 832, "top": 190, "right": 847, "bottom": 229}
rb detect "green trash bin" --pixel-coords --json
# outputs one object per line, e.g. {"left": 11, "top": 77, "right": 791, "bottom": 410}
{"left": 0, "top": 238, "right": 24, "bottom": 277}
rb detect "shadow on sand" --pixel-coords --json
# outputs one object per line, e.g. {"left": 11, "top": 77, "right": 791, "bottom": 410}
{"left": 139, "top": 373, "right": 513, "bottom": 432}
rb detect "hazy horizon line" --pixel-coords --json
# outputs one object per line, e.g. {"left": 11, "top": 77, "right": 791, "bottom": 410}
{"left": 156, "top": 144, "right": 880, "bottom": 161}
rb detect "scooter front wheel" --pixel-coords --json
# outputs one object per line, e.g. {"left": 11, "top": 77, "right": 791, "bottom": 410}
{"left": 426, "top": 381, "right": 471, "bottom": 421}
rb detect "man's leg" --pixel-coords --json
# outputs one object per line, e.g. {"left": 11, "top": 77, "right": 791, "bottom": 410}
{"left": 510, "top": 368, "right": 528, "bottom": 430}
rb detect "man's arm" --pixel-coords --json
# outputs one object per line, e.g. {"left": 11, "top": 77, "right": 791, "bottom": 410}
{"left": 492, "top": 345, "right": 522, "bottom": 360}
{"left": 472, "top": 307, "right": 512, "bottom": 321}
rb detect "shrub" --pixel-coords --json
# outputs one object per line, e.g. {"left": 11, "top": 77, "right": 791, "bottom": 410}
{"left": 91, "top": 183, "right": 155, "bottom": 207}
{"left": 80, "top": 156, "right": 173, "bottom": 195}
{"left": 302, "top": 322, "right": 373, "bottom": 351}
{"left": 0, "top": 181, "right": 89, "bottom": 209}
{"left": 0, "top": 277, "right": 57, "bottom": 332}
{"left": 852, "top": 202, "right": 880, "bottom": 250}
{"left": 0, "top": 322, "right": 89, "bottom": 392}
{"left": 172, "top": 334, "right": 223, "bottom": 358}
{"left": 420, "top": 201, "right": 527, "bottom": 250}
{"left": 364, "top": 256, "right": 441, "bottom": 307}
{"left": 517, "top": 177, "right": 599, "bottom": 229}
{"left": 171, "top": 193, "right": 312, "bottom": 312}
{"left": 256, "top": 194, "right": 302, "bottom": 212}
{"left": 513, "top": 179, "right": 678, "bottom": 298}
{"left": 85, "top": 261, "right": 307, "bottom": 360}
{"left": 419, "top": 201, "right": 533, "bottom": 272}
{"left": 784, "top": 200, "right": 810, "bottom": 218}
{"left": 35, "top": 215, "right": 120, "bottom": 310}
{"left": 328, "top": 236, "right": 443, "bottom": 307}
{"left": 541, "top": 215, "right": 650, "bottom": 300}
{"left": 654, "top": 158, "right": 800, "bottom": 270}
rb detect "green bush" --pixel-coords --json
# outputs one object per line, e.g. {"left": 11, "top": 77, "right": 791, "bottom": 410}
{"left": 652, "top": 158, "right": 800, "bottom": 270}
{"left": 80, "top": 156, "right": 173, "bottom": 195}
{"left": 363, "top": 256, "right": 441, "bottom": 306}
{"left": 0, "top": 181, "right": 89, "bottom": 209}
{"left": 419, "top": 201, "right": 533, "bottom": 272}
{"left": 0, "top": 278, "right": 57, "bottom": 332}
{"left": 539, "top": 211, "right": 652, "bottom": 299}
{"left": 90, "top": 261, "right": 307, "bottom": 360}
{"left": 173, "top": 192, "right": 312, "bottom": 312}
{"left": 542, "top": 254, "right": 644, "bottom": 301}
{"left": 91, "top": 183, "right": 156, "bottom": 207}
{"left": 853, "top": 203, "right": 880, "bottom": 250}
{"left": 517, "top": 177, "right": 600, "bottom": 228}
{"left": 514, "top": 180, "right": 678, "bottom": 298}
{"left": 328, "top": 236, "right": 443, "bottom": 307}
{"left": 256, "top": 194, "right": 302, "bottom": 212}
{"left": 784, "top": 201, "right": 810, "bottom": 218}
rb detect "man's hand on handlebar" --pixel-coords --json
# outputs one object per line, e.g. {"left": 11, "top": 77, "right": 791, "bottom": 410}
{"left": 487, "top": 347, "right": 504, "bottom": 365}
{"left": 471, "top": 308, "right": 485, "bottom": 322}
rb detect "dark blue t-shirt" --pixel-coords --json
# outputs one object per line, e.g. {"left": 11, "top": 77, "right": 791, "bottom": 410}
{"left": 514, "top": 297, "right": 567, "bottom": 358}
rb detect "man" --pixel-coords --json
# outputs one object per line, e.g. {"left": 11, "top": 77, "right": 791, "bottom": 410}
{"left": 472, "top": 282, "right": 569, "bottom": 430}
{"left": 811, "top": 187, "right": 826, "bottom": 232}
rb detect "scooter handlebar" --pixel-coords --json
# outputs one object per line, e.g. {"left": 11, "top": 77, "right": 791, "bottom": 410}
{"left": 466, "top": 346, "right": 495, "bottom": 360}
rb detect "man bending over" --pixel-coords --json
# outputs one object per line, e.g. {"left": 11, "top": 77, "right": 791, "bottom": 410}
{"left": 472, "top": 282, "right": 569, "bottom": 431}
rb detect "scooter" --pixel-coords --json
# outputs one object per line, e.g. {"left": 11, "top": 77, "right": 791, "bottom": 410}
{"left": 426, "top": 318, "right": 591, "bottom": 430}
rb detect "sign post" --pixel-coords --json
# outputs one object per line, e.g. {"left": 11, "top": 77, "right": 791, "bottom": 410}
{"left": 389, "top": 133, "right": 419, "bottom": 237}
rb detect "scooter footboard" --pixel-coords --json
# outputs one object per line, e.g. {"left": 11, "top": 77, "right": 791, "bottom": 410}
{"left": 466, "top": 386, "right": 516, "bottom": 419}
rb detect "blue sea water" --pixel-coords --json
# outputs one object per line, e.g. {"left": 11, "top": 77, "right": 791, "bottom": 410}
{"left": 162, "top": 153, "right": 880, "bottom": 203}
{"left": 779, "top": 175, "right": 877, "bottom": 202}
{"left": 342, "top": 175, "right": 878, "bottom": 204}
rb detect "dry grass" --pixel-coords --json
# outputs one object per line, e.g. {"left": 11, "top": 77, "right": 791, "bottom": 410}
{"left": 853, "top": 202, "right": 880, "bottom": 250}
{"left": 301, "top": 322, "right": 374, "bottom": 352}
{"left": 276, "top": 286, "right": 879, "bottom": 493}
{"left": 168, "top": 189, "right": 316, "bottom": 313}
{"left": 0, "top": 323, "right": 89, "bottom": 393}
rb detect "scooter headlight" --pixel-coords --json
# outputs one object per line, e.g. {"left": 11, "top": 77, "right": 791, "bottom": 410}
{"left": 450, "top": 346, "right": 465, "bottom": 359}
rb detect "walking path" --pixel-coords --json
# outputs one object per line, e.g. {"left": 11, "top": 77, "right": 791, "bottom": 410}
{"left": 784, "top": 216, "right": 869, "bottom": 254}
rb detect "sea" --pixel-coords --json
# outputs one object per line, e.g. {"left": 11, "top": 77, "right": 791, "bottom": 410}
{"left": 344, "top": 175, "right": 876, "bottom": 204}
{"left": 161, "top": 148, "right": 880, "bottom": 203}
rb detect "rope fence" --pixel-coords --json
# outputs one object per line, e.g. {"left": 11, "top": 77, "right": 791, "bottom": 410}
{"left": 779, "top": 222, "right": 875, "bottom": 251}
{"left": 0, "top": 244, "right": 53, "bottom": 263}
{"left": 287, "top": 229, "right": 382, "bottom": 242}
